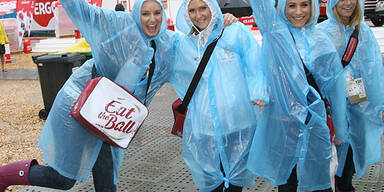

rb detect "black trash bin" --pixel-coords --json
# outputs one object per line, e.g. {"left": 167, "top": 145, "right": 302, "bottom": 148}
{"left": 80, "top": 52, "right": 93, "bottom": 63}
{"left": 32, "top": 52, "right": 85, "bottom": 120}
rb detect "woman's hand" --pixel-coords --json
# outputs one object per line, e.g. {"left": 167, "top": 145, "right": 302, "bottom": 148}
{"left": 223, "top": 13, "right": 238, "bottom": 27}
{"left": 334, "top": 139, "right": 342, "bottom": 146}
{"left": 253, "top": 100, "right": 266, "bottom": 116}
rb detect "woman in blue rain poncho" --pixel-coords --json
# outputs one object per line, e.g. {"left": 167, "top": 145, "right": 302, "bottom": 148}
{"left": 247, "top": 0, "right": 347, "bottom": 191}
{"left": 0, "top": 0, "right": 174, "bottom": 191}
{"left": 317, "top": 0, "right": 384, "bottom": 191}
{"left": 168, "top": 0, "right": 268, "bottom": 191}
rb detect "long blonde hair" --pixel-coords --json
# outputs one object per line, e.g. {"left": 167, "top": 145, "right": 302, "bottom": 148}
{"left": 307, "top": 0, "right": 317, "bottom": 25}
{"left": 333, "top": 0, "right": 362, "bottom": 29}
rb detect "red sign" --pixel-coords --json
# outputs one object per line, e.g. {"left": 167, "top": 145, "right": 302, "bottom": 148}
{"left": 17, "top": 0, "right": 34, "bottom": 16}
{"left": 28, "top": 0, "right": 102, "bottom": 31}
{"left": 86, "top": 0, "right": 102, "bottom": 7}
{"left": 16, "top": 0, "right": 34, "bottom": 47}
{"left": 33, "top": 0, "right": 56, "bottom": 27}
{"left": 238, "top": 15, "right": 256, "bottom": 25}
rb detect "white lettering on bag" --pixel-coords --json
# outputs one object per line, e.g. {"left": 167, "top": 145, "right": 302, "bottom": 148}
{"left": 80, "top": 77, "right": 148, "bottom": 147}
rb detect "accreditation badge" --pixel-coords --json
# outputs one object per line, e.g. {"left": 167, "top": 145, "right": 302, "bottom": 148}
{"left": 346, "top": 77, "right": 367, "bottom": 104}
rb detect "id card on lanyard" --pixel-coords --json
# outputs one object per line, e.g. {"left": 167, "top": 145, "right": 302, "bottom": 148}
{"left": 346, "top": 77, "right": 367, "bottom": 104}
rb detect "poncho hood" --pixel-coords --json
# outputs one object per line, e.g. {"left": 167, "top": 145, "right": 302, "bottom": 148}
{"left": 278, "top": 0, "right": 319, "bottom": 29}
{"left": 176, "top": 0, "right": 224, "bottom": 42}
{"left": 326, "top": 0, "right": 364, "bottom": 24}
{"left": 132, "top": 0, "right": 168, "bottom": 41}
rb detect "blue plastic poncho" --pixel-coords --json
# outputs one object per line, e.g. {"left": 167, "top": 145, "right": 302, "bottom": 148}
{"left": 38, "top": 0, "right": 174, "bottom": 183}
{"left": 247, "top": 0, "right": 346, "bottom": 190}
{"left": 317, "top": 0, "right": 384, "bottom": 179}
{"left": 168, "top": 0, "right": 268, "bottom": 191}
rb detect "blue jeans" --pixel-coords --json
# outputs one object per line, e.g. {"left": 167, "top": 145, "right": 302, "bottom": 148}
{"left": 29, "top": 142, "right": 116, "bottom": 192}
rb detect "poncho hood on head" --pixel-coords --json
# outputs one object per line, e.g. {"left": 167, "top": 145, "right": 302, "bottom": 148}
{"left": 326, "top": 0, "right": 364, "bottom": 24}
{"left": 132, "top": 0, "right": 168, "bottom": 41}
{"left": 277, "top": 0, "right": 319, "bottom": 28}
{"left": 176, "top": 0, "right": 224, "bottom": 41}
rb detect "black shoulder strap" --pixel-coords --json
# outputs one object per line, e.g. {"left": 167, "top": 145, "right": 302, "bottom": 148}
{"left": 303, "top": 63, "right": 321, "bottom": 97}
{"left": 144, "top": 40, "right": 156, "bottom": 105}
{"left": 289, "top": 32, "right": 323, "bottom": 98}
{"left": 91, "top": 40, "right": 155, "bottom": 106}
{"left": 341, "top": 26, "right": 359, "bottom": 68}
{"left": 92, "top": 64, "right": 97, "bottom": 78}
{"left": 177, "top": 32, "right": 223, "bottom": 114}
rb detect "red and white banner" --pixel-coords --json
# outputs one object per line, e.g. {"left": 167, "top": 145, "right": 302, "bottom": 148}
{"left": 16, "top": 0, "right": 34, "bottom": 47}
{"left": 238, "top": 15, "right": 255, "bottom": 25}
{"left": 30, "top": 0, "right": 102, "bottom": 31}
{"left": 30, "top": 0, "right": 56, "bottom": 31}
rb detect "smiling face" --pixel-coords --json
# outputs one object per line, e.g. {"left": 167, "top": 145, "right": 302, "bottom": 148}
{"left": 141, "top": 0, "right": 162, "bottom": 37}
{"left": 285, "top": 0, "right": 311, "bottom": 28}
{"left": 188, "top": 0, "right": 212, "bottom": 31}
{"left": 335, "top": 0, "right": 357, "bottom": 25}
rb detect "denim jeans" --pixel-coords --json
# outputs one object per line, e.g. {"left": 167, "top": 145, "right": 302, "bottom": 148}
{"left": 29, "top": 142, "right": 116, "bottom": 192}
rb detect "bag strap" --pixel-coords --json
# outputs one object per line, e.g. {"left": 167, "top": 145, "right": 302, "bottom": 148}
{"left": 288, "top": 32, "right": 321, "bottom": 96}
{"left": 341, "top": 26, "right": 359, "bottom": 68}
{"left": 92, "top": 63, "right": 97, "bottom": 78}
{"left": 301, "top": 54, "right": 334, "bottom": 115}
{"left": 144, "top": 40, "right": 156, "bottom": 105}
{"left": 90, "top": 40, "right": 156, "bottom": 106}
{"left": 296, "top": 41, "right": 334, "bottom": 117}
{"left": 303, "top": 26, "right": 359, "bottom": 97}
{"left": 289, "top": 32, "right": 325, "bottom": 101}
{"left": 177, "top": 31, "right": 223, "bottom": 114}
{"left": 303, "top": 64, "right": 321, "bottom": 97}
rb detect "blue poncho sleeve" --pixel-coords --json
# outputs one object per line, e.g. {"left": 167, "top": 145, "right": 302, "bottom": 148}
{"left": 219, "top": 23, "right": 268, "bottom": 104}
{"left": 248, "top": 0, "right": 279, "bottom": 34}
{"left": 59, "top": 0, "right": 152, "bottom": 89}
{"left": 239, "top": 25, "right": 269, "bottom": 104}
